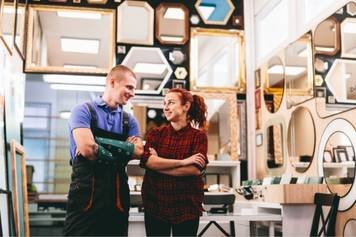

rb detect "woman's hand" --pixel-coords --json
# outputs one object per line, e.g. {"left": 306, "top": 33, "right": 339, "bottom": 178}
{"left": 149, "top": 147, "right": 158, "bottom": 156}
{"left": 181, "top": 153, "right": 206, "bottom": 168}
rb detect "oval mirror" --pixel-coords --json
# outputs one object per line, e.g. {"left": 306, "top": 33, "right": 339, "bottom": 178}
{"left": 323, "top": 131, "right": 355, "bottom": 197}
{"left": 288, "top": 107, "right": 315, "bottom": 172}
{"left": 264, "top": 56, "right": 284, "bottom": 113}
{"left": 25, "top": 5, "right": 115, "bottom": 75}
{"left": 314, "top": 16, "right": 340, "bottom": 56}
{"left": 155, "top": 3, "right": 189, "bottom": 45}
{"left": 266, "top": 123, "right": 284, "bottom": 170}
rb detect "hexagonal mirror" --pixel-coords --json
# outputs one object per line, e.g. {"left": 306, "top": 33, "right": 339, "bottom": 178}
{"left": 25, "top": 5, "right": 115, "bottom": 75}
{"left": 284, "top": 33, "right": 314, "bottom": 108}
{"left": 288, "top": 107, "right": 315, "bottom": 173}
{"left": 341, "top": 18, "right": 356, "bottom": 58}
{"left": 155, "top": 3, "right": 189, "bottom": 45}
{"left": 190, "top": 28, "right": 244, "bottom": 92}
{"left": 325, "top": 59, "right": 356, "bottom": 104}
{"left": 323, "top": 131, "right": 355, "bottom": 198}
{"left": 117, "top": 1, "right": 154, "bottom": 45}
{"left": 121, "top": 47, "right": 173, "bottom": 95}
{"left": 346, "top": 1, "right": 356, "bottom": 16}
{"left": 314, "top": 16, "right": 340, "bottom": 56}
{"left": 195, "top": 0, "right": 235, "bottom": 25}
{"left": 263, "top": 56, "right": 284, "bottom": 113}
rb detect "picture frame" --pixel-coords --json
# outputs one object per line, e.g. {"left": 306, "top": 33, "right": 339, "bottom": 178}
{"left": 10, "top": 140, "right": 29, "bottom": 237}
{"left": 141, "top": 78, "right": 162, "bottom": 91}
{"left": 14, "top": 0, "right": 28, "bottom": 60}
{"left": 343, "top": 146, "right": 355, "bottom": 161}
{"left": 335, "top": 149, "right": 348, "bottom": 163}
{"left": 0, "top": 0, "right": 16, "bottom": 55}
{"left": 323, "top": 150, "right": 333, "bottom": 163}
{"left": 172, "top": 79, "right": 186, "bottom": 89}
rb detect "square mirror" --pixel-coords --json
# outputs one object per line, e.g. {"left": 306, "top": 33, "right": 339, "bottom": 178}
{"left": 25, "top": 5, "right": 115, "bottom": 75}
{"left": 190, "top": 28, "right": 245, "bottom": 92}
{"left": 155, "top": 3, "right": 189, "bottom": 45}
{"left": 117, "top": 1, "right": 153, "bottom": 45}
{"left": 0, "top": 0, "right": 15, "bottom": 54}
{"left": 121, "top": 47, "right": 173, "bottom": 95}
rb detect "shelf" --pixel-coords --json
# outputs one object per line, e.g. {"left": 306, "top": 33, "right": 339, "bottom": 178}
{"left": 295, "top": 161, "right": 355, "bottom": 169}
{"left": 128, "top": 159, "right": 240, "bottom": 167}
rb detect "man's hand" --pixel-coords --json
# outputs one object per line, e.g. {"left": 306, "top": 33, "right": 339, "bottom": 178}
{"left": 181, "top": 153, "right": 206, "bottom": 169}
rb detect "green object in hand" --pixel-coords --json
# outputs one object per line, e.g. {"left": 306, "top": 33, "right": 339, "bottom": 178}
{"left": 97, "top": 145, "right": 115, "bottom": 161}
{"left": 95, "top": 136, "right": 134, "bottom": 157}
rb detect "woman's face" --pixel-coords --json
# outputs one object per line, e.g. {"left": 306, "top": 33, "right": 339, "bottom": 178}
{"left": 163, "top": 92, "right": 190, "bottom": 123}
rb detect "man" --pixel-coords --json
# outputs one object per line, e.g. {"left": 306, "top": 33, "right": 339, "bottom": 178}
{"left": 63, "top": 65, "right": 143, "bottom": 236}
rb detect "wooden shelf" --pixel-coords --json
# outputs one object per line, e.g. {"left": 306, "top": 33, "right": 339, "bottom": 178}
{"left": 295, "top": 161, "right": 355, "bottom": 169}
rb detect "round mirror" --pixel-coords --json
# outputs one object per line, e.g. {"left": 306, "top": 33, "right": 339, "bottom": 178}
{"left": 323, "top": 131, "right": 355, "bottom": 197}
{"left": 264, "top": 56, "right": 285, "bottom": 113}
{"left": 288, "top": 107, "right": 315, "bottom": 172}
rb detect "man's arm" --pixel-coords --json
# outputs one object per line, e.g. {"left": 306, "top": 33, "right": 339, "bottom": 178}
{"left": 73, "top": 128, "right": 98, "bottom": 160}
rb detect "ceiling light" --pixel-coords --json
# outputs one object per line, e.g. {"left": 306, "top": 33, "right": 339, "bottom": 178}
{"left": 163, "top": 8, "right": 185, "bottom": 20}
{"left": 61, "top": 38, "right": 99, "bottom": 54}
{"left": 50, "top": 84, "right": 105, "bottom": 92}
{"left": 59, "top": 111, "right": 71, "bottom": 119}
{"left": 198, "top": 5, "right": 215, "bottom": 20}
{"left": 268, "top": 65, "right": 306, "bottom": 76}
{"left": 57, "top": 11, "right": 101, "bottom": 20}
{"left": 43, "top": 74, "right": 106, "bottom": 85}
{"left": 343, "top": 22, "right": 356, "bottom": 33}
{"left": 133, "top": 63, "right": 167, "bottom": 75}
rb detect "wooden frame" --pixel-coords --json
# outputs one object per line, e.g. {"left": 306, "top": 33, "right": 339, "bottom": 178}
{"left": 10, "top": 140, "right": 29, "bottom": 237}
{"left": 0, "top": 189, "right": 15, "bottom": 237}
{"left": 14, "top": 0, "right": 28, "bottom": 60}
{"left": 155, "top": 3, "right": 189, "bottom": 45}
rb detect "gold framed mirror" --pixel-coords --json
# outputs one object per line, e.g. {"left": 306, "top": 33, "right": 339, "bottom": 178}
{"left": 287, "top": 107, "right": 315, "bottom": 173}
{"left": 265, "top": 118, "right": 286, "bottom": 175}
{"left": 25, "top": 5, "right": 115, "bottom": 75}
{"left": 263, "top": 55, "right": 284, "bottom": 113}
{"left": 190, "top": 28, "right": 245, "bottom": 92}
{"left": 194, "top": 0, "right": 235, "bottom": 25}
{"left": 121, "top": 47, "right": 173, "bottom": 95}
{"left": 285, "top": 33, "right": 314, "bottom": 108}
{"left": 117, "top": 1, "right": 154, "bottom": 45}
{"left": 314, "top": 16, "right": 340, "bottom": 56}
{"left": 155, "top": 3, "right": 189, "bottom": 45}
{"left": 0, "top": 0, "right": 15, "bottom": 55}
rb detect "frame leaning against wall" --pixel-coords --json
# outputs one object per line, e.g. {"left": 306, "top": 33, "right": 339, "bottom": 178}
{"left": 10, "top": 140, "right": 29, "bottom": 237}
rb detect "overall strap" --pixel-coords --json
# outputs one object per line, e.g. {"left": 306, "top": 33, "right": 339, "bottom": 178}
{"left": 85, "top": 102, "right": 97, "bottom": 130}
{"left": 122, "top": 110, "right": 129, "bottom": 139}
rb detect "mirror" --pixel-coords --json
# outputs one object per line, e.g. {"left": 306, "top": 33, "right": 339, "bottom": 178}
{"left": 129, "top": 93, "right": 239, "bottom": 161}
{"left": 266, "top": 123, "right": 285, "bottom": 173}
{"left": 324, "top": 59, "right": 356, "bottom": 104}
{"left": 341, "top": 17, "right": 356, "bottom": 58}
{"left": 263, "top": 56, "right": 284, "bottom": 113}
{"left": 121, "top": 47, "right": 173, "bottom": 95}
{"left": 314, "top": 16, "right": 340, "bottom": 56}
{"left": 155, "top": 3, "right": 189, "bottom": 45}
{"left": 190, "top": 28, "right": 244, "bottom": 92}
{"left": 323, "top": 131, "right": 355, "bottom": 197}
{"left": 194, "top": 0, "right": 235, "bottom": 25}
{"left": 314, "top": 57, "right": 329, "bottom": 74}
{"left": 25, "top": 5, "right": 115, "bottom": 75}
{"left": 287, "top": 107, "right": 315, "bottom": 173}
{"left": 285, "top": 33, "right": 314, "bottom": 108}
{"left": 347, "top": 1, "right": 356, "bottom": 16}
{"left": 0, "top": 0, "right": 15, "bottom": 54}
{"left": 117, "top": 1, "right": 154, "bottom": 45}
{"left": 14, "top": 0, "right": 27, "bottom": 59}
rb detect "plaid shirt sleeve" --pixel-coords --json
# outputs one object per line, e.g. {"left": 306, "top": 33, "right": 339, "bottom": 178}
{"left": 190, "top": 130, "right": 209, "bottom": 170}
{"left": 140, "top": 128, "right": 158, "bottom": 168}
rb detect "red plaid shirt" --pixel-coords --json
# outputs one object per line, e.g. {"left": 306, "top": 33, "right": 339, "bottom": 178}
{"left": 140, "top": 124, "right": 208, "bottom": 224}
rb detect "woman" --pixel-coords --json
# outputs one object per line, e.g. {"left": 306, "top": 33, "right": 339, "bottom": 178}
{"left": 140, "top": 88, "right": 208, "bottom": 236}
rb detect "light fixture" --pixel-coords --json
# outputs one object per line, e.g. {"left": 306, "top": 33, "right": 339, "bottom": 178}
{"left": 133, "top": 63, "right": 167, "bottom": 75}
{"left": 50, "top": 84, "right": 105, "bottom": 92}
{"left": 61, "top": 38, "right": 99, "bottom": 54}
{"left": 43, "top": 74, "right": 106, "bottom": 85}
{"left": 57, "top": 11, "right": 102, "bottom": 20}
{"left": 163, "top": 8, "right": 185, "bottom": 20}
{"left": 268, "top": 65, "right": 306, "bottom": 76}
{"left": 59, "top": 111, "right": 71, "bottom": 119}
{"left": 198, "top": 5, "right": 215, "bottom": 20}
{"left": 147, "top": 109, "right": 157, "bottom": 119}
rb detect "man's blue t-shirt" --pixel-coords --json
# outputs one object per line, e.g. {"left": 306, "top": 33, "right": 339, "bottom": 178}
{"left": 68, "top": 97, "right": 140, "bottom": 161}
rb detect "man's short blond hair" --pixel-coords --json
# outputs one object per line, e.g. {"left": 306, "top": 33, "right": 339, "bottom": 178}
{"left": 107, "top": 65, "right": 136, "bottom": 82}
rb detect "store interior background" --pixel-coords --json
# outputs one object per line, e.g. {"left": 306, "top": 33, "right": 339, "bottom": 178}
{"left": 0, "top": 0, "right": 355, "bottom": 236}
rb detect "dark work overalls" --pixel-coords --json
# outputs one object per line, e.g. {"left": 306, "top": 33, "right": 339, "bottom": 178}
{"left": 63, "top": 103, "right": 131, "bottom": 236}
